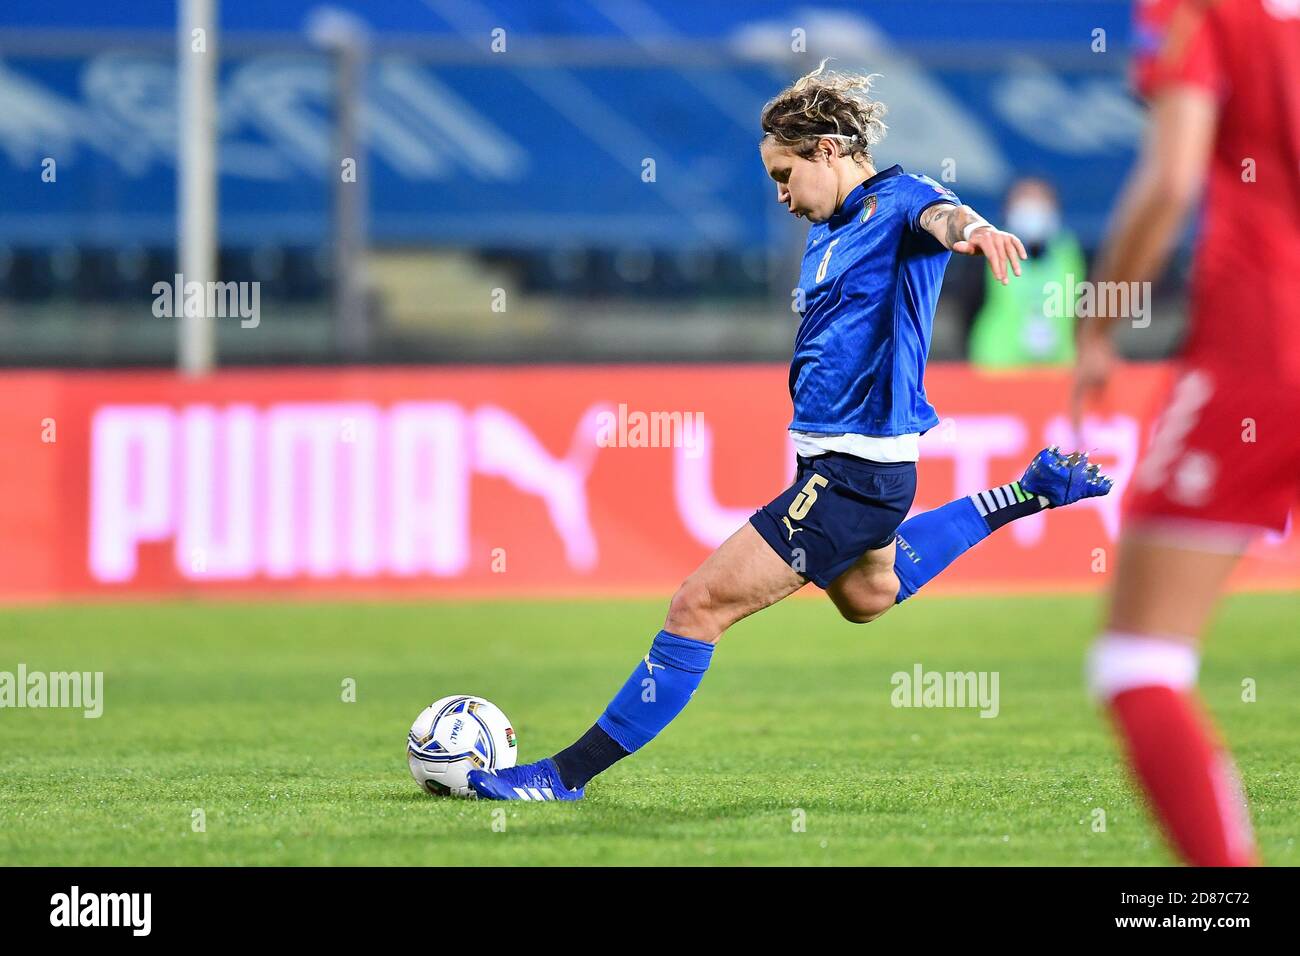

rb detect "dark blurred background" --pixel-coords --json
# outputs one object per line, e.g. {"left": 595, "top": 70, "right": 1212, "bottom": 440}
{"left": 0, "top": 0, "right": 1189, "bottom": 368}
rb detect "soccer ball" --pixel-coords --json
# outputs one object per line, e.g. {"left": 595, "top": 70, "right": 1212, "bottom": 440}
{"left": 407, "top": 695, "right": 518, "bottom": 797}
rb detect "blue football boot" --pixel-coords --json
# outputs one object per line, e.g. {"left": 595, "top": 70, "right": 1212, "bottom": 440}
{"left": 1020, "top": 446, "right": 1114, "bottom": 507}
{"left": 468, "top": 757, "right": 585, "bottom": 801}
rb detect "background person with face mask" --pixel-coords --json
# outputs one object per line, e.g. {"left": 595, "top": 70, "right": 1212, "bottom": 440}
{"left": 967, "top": 178, "right": 1085, "bottom": 368}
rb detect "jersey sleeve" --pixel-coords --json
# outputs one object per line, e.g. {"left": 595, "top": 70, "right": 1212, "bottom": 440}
{"left": 1132, "top": 0, "right": 1229, "bottom": 103}
{"left": 904, "top": 173, "right": 960, "bottom": 233}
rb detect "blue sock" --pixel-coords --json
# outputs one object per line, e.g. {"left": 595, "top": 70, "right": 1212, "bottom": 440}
{"left": 595, "top": 629, "right": 715, "bottom": 753}
{"left": 894, "top": 482, "right": 1045, "bottom": 602}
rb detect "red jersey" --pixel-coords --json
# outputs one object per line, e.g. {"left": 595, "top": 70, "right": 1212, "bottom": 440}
{"left": 1134, "top": 0, "right": 1300, "bottom": 383}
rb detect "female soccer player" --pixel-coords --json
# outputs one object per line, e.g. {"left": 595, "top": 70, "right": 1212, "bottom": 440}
{"left": 1073, "top": 0, "right": 1300, "bottom": 867}
{"left": 470, "top": 62, "right": 1111, "bottom": 801}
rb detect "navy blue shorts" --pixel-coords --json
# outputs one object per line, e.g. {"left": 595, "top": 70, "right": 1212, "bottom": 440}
{"left": 750, "top": 453, "right": 917, "bottom": 589}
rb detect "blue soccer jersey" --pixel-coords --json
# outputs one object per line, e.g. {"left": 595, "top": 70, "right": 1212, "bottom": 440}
{"left": 789, "top": 165, "right": 958, "bottom": 437}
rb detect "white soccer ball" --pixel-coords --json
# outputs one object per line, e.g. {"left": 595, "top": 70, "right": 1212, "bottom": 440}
{"left": 407, "top": 695, "right": 518, "bottom": 797}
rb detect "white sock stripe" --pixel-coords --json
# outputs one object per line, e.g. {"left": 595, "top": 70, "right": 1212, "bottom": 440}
{"left": 977, "top": 484, "right": 1036, "bottom": 514}
{"left": 513, "top": 787, "right": 531, "bottom": 800}
{"left": 1086, "top": 632, "right": 1200, "bottom": 699}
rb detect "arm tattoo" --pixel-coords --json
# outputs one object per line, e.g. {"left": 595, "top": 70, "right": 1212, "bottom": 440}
{"left": 919, "top": 203, "right": 987, "bottom": 249}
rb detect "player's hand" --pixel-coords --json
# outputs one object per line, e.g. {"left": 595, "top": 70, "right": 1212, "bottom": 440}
{"left": 1070, "top": 320, "right": 1117, "bottom": 433}
{"left": 953, "top": 226, "right": 1027, "bottom": 286}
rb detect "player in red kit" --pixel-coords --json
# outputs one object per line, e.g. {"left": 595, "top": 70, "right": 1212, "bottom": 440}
{"left": 1072, "top": 0, "right": 1300, "bottom": 866}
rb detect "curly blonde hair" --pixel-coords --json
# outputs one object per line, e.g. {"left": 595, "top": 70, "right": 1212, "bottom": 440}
{"left": 760, "top": 59, "right": 888, "bottom": 166}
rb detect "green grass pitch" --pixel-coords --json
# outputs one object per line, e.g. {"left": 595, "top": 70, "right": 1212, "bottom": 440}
{"left": 2, "top": 593, "right": 1297, "bottom": 866}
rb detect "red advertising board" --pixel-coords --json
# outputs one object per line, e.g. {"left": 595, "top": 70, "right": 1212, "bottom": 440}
{"left": 1, "top": 364, "right": 1296, "bottom": 601}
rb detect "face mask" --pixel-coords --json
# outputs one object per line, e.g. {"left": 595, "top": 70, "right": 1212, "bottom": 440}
{"left": 1005, "top": 199, "right": 1060, "bottom": 247}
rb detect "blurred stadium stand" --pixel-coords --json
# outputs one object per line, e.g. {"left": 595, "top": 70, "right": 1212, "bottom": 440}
{"left": 0, "top": 0, "right": 1188, "bottom": 366}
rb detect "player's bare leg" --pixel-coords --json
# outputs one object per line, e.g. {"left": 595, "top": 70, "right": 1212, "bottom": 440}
{"left": 1087, "top": 525, "right": 1259, "bottom": 866}
{"left": 662, "top": 523, "right": 808, "bottom": 643}
{"left": 468, "top": 522, "right": 807, "bottom": 800}
{"left": 676, "top": 445, "right": 1114, "bottom": 635}
{"left": 826, "top": 447, "right": 1112, "bottom": 625}
{"left": 826, "top": 541, "right": 899, "bottom": 624}
{"left": 1106, "top": 529, "right": 1244, "bottom": 638}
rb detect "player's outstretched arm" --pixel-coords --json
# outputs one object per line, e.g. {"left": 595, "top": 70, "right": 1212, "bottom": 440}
{"left": 1070, "top": 86, "right": 1219, "bottom": 427}
{"left": 919, "top": 203, "right": 1026, "bottom": 285}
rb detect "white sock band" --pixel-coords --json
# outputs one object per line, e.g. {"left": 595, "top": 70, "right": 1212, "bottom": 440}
{"left": 1087, "top": 632, "right": 1200, "bottom": 701}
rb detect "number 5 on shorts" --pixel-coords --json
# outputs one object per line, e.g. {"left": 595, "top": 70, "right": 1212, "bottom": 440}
{"left": 788, "top": 474, "right": 829, "bottom": 520}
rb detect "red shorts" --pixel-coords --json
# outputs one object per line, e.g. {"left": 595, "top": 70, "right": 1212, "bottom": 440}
{"left": 1125, "top": 365, "right": 1300, "bottom": 534}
